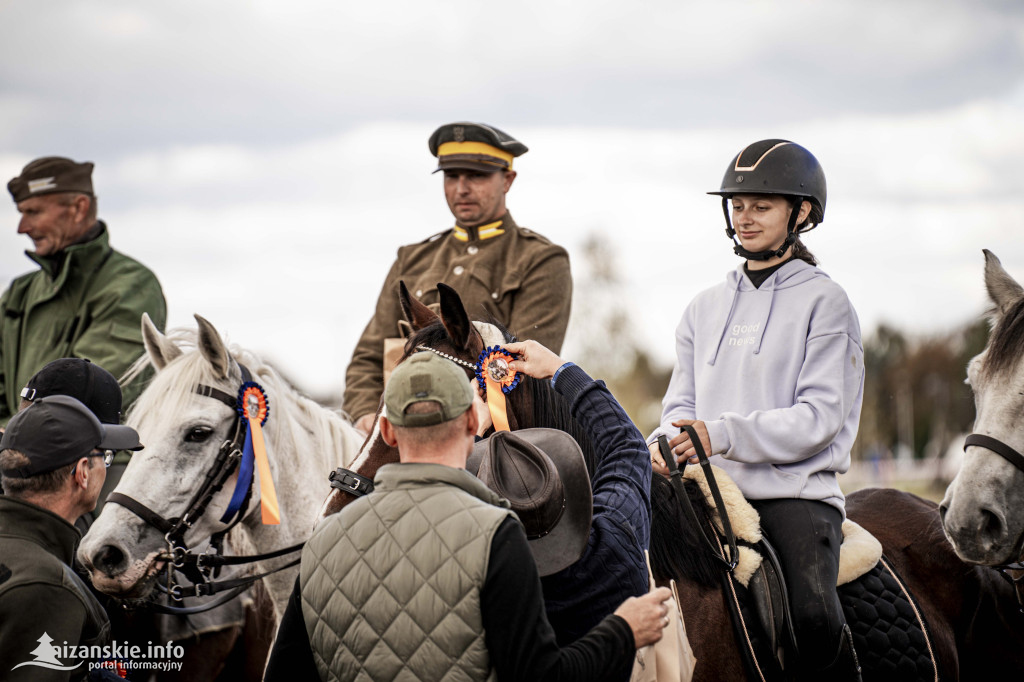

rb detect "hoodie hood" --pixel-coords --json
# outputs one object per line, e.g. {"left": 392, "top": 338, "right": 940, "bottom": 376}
{"left": 707, "top": 259, "right": 830, "bottom": 365}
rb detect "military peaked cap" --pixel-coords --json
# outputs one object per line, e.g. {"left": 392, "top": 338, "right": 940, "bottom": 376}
{"left": 428, "top": 122, "right": 528, "bottom": 173}
{"left": 8, "top": 156, "right": 95, "bottom": 203}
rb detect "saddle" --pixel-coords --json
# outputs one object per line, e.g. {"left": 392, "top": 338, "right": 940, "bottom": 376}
{"left": 661, "top": 434, "right": 942, "bottom": 682}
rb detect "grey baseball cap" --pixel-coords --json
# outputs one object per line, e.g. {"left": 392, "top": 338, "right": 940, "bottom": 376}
{"left": 384, "top": 351, "right": 474, "bottom": 427}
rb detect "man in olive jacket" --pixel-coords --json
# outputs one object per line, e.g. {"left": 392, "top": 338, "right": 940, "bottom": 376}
{"left": 0, "top": 395, "right": 143, "bottom": 680}
{"left": 1, "top": 157, "right": 167, "bottom": 426}
{"left": 343, "top": 122, "right": 572, "bottom": 433}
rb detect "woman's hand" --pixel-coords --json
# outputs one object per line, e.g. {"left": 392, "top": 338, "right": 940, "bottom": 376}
{"left": 668, "top": 419, "right": 712, "bottom": 465}
{"left": 650, "top": 420, "right": 712, "bottom": 475}
{"left": 504, "top": 340, "right": 564, "bottom": 380}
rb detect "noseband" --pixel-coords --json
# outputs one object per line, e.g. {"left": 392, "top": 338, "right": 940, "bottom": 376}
{"left": 963, "top": 432, "right": 1024, "bottom": 609}
{"left": 106, "top": 363, "right": 302, "bottom": 615}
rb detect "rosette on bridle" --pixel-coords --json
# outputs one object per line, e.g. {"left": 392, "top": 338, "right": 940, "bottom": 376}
{"left": 475, "top": 345, "right": 521, "bottom": 432}
{"left": 221, "top": 381, "right": 281, "bottom": 525}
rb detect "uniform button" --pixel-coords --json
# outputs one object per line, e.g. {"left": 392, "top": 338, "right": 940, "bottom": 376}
{"left": 467, "top": 245, "right": 478, "bottom": 255}
{"left": 416, "top": 289, "right": 423, "bottom": 297}
{"left": 453, "top": 266, "right": 465, "bottom": 276}
{"left": 491, "top": 292, "right": 499, "bottom": 300}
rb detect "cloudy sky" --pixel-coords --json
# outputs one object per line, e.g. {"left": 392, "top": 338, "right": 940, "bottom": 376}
{"left": 1, "top": 0, "right": 1022, "bottom": 399}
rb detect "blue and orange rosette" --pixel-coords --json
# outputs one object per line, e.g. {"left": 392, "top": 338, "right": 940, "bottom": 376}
{"left": 220, "top": 381, "right": 280, "bottom": 525}
{"left": 475, "top": 346, "right": 521, "bottom": 432}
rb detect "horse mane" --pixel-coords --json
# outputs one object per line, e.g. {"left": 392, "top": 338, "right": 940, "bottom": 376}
{"left": 124, "top": 327, "right": 358, "bottom": 464}
{"left": 983, "top": 296, "right": 1024, "bottom": 377}
{"left": 649, "top": 474, "right": 723, "bottom": 588}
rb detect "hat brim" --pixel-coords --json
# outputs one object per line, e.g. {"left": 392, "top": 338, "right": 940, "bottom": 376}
{"left": 432, "top": 159, "right": 506, "bottom": 174}
{"left": 99, "top": 424, "right": 143, "bottom": 452}
{"left": 469, "top": 428, "right": 592, "bottom": 576}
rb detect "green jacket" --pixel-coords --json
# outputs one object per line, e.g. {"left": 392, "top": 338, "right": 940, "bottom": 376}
{"left": 0, "top": 496, "right": 111, "bottom": 681}
{"left": 301, "top": 463, "right": 512, "bottom": 682}
{"left": 343, "top": 213, "right": 572, "bottom": 421}
{"left": 0, "top": 223, "right": 166, "bottom": 425}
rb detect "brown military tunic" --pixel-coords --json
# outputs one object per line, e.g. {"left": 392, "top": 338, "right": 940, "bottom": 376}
{"left": 343, "top": 213, "right": 572, "bottom": 421}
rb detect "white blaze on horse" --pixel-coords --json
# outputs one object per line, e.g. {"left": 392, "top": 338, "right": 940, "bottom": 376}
{"left": 78, "top": 314, "right": 364, "bottom": 621}
{"left": 941, "top": 249, "right": 1024, "bottom": 570}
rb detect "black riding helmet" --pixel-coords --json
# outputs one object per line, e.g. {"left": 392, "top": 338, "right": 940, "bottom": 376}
{"left": 707, "top": 139, "right": 827, "bottom": 261}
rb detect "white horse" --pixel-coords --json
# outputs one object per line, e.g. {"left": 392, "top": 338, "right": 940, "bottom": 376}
{"left": 78, "top": 313, "right": 364, "bottom": 623}
{"left": 940, "top": 249, "right": 1024, "bottom": 568}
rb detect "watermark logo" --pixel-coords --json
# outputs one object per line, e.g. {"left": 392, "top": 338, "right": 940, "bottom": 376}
{"left": 11, "top": 632, "right": 83, "bottom": 672}
{"left": 11, "top": 633, "right": 185, "bottom": 677}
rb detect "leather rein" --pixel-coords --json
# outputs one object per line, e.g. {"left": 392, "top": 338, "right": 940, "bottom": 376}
{"left": 106, "top": 363, "right": 302, "bottom": 615}
{"left": 659, "top": 425, "right": 739, "bottom": 574}
{"left": 963, "top": 432, "right": 1024, "bottom": 609}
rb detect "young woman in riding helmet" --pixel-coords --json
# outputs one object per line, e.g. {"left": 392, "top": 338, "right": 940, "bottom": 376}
{"left": 648, "top": 139, "right": 865, "bottom": 681}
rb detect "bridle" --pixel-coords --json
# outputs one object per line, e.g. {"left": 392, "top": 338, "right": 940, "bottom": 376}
{"left": 962, "top": 432, "right": 1024, "bottom": 610}
{"left": 107, "top": 363, "right": 302, "bottom": 615}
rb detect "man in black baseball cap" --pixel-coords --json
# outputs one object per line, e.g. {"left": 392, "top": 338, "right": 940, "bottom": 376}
{"left": 0, "top": 396, "right": 144, "bottom": 673}
{"left": 12, "top": 357, "right": 129, "bottom": 523}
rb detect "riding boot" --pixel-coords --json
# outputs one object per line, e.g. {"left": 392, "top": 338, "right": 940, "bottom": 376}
{"left": 811, "top": 625, "right": 862, "bottom": 682}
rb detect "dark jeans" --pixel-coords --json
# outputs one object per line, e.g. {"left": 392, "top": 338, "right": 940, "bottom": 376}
{"left": 751, "top": 498, "right": 846, "bottom": 672}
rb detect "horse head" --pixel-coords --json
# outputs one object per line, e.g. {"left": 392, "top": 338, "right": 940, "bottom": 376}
{"left": 79, "top": 314, "right": 359, "bottom": 616}
{"left": 316, "top": 280, "right": 591, "bottom": 524}
{"left": 940, "top": 249, "right": 1024, "bottom": 566}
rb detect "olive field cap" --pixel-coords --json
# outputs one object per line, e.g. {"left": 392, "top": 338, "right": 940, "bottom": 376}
{"left": 22, "top": 358, "right": 123, "bottom": 425}
{"left": 8, "top": 156, "right": 95, "bottom": 203}
{"left": 428, "top": 122, "right": 528, "bottom": 173}
{"left": 467, "top": 428, "right": 592, "bottom": 576}
{"left": 0, "top": 395, "right": 142, "bottom": 478}
{"left": 383, "top": 351, "right": 475, "bottom": 427}
{"left": 708, "top": 139, "right": 827, "bottom": 222}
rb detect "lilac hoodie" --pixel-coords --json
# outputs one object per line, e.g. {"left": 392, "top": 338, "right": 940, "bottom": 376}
{"left": 649, "top": 259, "right": 864, "bottom": 515}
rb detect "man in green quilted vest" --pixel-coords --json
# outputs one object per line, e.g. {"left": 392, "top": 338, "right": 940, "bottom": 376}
{"left": 1, "top": 157, "right": 167, "bottom": 427}
{"left": 266, "top": 352, "right": 671, "bottom": 681}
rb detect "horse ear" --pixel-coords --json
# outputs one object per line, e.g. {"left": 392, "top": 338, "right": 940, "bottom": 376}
{"left": 194, "top": 314, "right": 232, "bottom": 379}
{"left": 983, "top": 249, "right": 1024, "bottom": 318}
{"left": 399, "top": 280, "right": 439, "bottom": 331}
{"left": 141, "top": 312, "right": 181, "bottom": 371}
{"left": 437, "top": 283, "right": 472, "bottom": 352}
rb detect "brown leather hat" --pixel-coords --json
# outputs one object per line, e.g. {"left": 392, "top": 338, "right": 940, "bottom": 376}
{"left": 8, "top": 156, "right": 95, "bottom": 203}
{"left": 468, "top": 428, "right": 592, "bottom": 576}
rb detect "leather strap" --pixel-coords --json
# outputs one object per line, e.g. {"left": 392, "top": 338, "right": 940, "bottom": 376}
{"left": 964, "top": 433, "right": 1024, "bottom": 475}
{"left": 329, "top": 468, "right": 375, "bottom": 497}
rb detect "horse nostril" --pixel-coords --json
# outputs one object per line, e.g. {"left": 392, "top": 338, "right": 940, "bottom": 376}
{"left": 94, "top": 545, "right": 126, "bottom": 575}
{"left": 938, "top": 503, "right": 948, "bottom": 522}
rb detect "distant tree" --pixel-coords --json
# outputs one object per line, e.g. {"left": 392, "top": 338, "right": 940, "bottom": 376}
{"left": 565, "top": 232, "right": 671, "bottom": 436}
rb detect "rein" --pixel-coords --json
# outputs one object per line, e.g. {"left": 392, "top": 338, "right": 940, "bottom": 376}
{"left": 107, "top": 362, "right": 302, "bottom": 615}
{"left": 963, "top": 432, "right": 1024, "bottom": 609}
{"left": 659, "top": 425, "right": 739, "bottom": 573}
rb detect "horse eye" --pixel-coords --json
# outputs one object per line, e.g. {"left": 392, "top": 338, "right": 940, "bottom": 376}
{"left": 185, "top": 426, "right": 214, "bottom": 443}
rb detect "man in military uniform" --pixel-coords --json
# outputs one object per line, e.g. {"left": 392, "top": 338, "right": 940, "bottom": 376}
{"left": 1, "top": 157, "right": 167, "bottom": 426}
{"left": 344, "top": 122, "right": 572, "bottom": 433}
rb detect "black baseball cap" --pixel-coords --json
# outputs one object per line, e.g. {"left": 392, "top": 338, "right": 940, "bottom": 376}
{"left": 21, "top": 358, "right": 122, "bottom": 424}
{"left": 0, "top": 395, "right": 142, "bottom": 478}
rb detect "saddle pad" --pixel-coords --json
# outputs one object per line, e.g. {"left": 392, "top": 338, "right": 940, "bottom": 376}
{"left": 838, "top": 556, "right": 939, "bottom": 681}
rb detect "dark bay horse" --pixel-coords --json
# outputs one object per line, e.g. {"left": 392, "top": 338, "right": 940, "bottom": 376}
{"left": 317, "top": 282, "right": 1024, "bottom": 679}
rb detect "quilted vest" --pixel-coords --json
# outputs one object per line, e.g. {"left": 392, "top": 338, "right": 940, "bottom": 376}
{"left": 301, "top": 462, "right": 514, "bottom": 682}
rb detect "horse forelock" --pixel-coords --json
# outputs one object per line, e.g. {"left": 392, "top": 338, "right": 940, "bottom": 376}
{"left": 982, "top": 296, "right": 1024, "bottom": 378}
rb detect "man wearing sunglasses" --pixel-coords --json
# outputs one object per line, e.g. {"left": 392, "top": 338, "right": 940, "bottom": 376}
{"left": 0, "top": 395, "right": 143, "bottom": 678}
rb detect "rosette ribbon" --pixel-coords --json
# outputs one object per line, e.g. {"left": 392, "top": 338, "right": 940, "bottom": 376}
{"left": 220, "top": 382, "right": 280, "bottom": 525}
{"left": 475, "top": 346, "right": 521, "bottom": 432}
